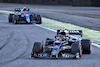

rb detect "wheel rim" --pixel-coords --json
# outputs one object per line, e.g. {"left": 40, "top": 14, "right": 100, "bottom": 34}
{"left": 79, "top": 45, "right": 82, "bottom": 57}
{"left": 76, "top": 45, "right": 82, "bottom": 59}
{"left": 40, "top": 44, "right": 43, "bottom": 53}
{"left": 13, "top": 16, "right": 14, "bottom": 23}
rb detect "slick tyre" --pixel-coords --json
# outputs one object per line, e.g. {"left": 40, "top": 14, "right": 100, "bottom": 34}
{"left": 32, "top": 42, "right": 43, "bottom": 53}
{"left": 71, "top": 43, "right": 82, "bottom": 59}
{"left": 36, "top": 15, "right": 42, "bottom": 24}
{"left": 8, "top": 14, "right": 14, "bottom": 23}
{"left": 31, "top": 42, "right": 43, "bottom": 58}
{"left": 82, "top": 39, "right": 91, "bottom": 54}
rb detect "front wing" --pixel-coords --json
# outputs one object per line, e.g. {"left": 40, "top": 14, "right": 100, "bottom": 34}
{"left": 31, "top": 52, "right": 78, "bottom": 59}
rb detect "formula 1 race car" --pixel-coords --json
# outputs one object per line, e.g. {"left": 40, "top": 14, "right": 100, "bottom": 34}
{"left": 8, "top": 7, "right": 42, "bottom": 24}
{"left": 31, "top": 29, "right": 92, "bottom": 59}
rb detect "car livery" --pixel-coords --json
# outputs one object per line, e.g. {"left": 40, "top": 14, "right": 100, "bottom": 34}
{"left": 8, "top": 7, "right": 42, "bottom": 24}
{"left": 31, "top": 29, "right": 92, "bottom": 59}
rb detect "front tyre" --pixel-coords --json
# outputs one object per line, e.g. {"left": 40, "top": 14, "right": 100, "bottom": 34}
{"left": 31, "top": 42, "right": 43, "bottom": 58}
{"left": 71, "top": 43, "right": 82, "bottom": 59}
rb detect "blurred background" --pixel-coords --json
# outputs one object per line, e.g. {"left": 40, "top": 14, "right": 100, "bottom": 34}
{"left": 0, "top": 0, "right": 100, "bottom": 7}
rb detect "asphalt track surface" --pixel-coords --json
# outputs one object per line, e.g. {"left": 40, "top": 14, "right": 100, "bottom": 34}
{"left": 0, "top": 13, "right": 100, "bottom": 67}
{"left": 0, "top": 3, "right": 100, "bottom": 31}
{"left": 0, "top": 3, "right": 100, "bottom": 67}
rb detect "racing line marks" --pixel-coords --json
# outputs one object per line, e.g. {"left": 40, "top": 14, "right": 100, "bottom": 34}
{"left": 1, "top": 12, "right": 100, "bottom": 49}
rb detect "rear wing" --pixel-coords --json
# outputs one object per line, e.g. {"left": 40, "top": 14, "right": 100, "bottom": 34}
{"left": 14, "top": 8, "right": 21, "bottom": 12}
{"left": 57, "top": 29, "right": 83, "bottom": 37}
{"left": 68, "top": 30, "right": 83, "bottom": 37}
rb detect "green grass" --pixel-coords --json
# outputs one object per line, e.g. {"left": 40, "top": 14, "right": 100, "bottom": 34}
{"left": 0, "top": 10, "right": 100, "bottom": 44}
{"left": 41, "top": 17, "right": 100, "bottom": 44}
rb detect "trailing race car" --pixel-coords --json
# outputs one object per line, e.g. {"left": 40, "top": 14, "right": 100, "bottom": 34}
{"left": 8, "top": 7, "right": 42, "bottom": 24}
{"left": 31, "top": 29, "right": 92, "bottom": 59}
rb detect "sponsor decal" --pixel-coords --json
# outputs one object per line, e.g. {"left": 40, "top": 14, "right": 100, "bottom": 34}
{"left": 38, "top": 53, "right": 47, "bottom": 57}
{"left": 21, "top": 15, "right": 24, "bottom": 17}
{"left": 69, "top": 30, "right": 80, "bottom": 33}
{"left": 76, "top": 53, "right": 80, "bottom": 58}
{"left": 52, "top": 50, "right": 57, "bottom": 55}
{"left": 54, "top": 45, "right": 59, "bottom": 48}
{"left": 62, "top": 53, "right": 74, "bottom": 58}
{"left": 26, "top": 14, "right": 29, "bottom": 16}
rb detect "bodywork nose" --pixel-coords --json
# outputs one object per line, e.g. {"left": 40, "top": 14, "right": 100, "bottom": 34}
{"left": 25, "top": 14, "right": 30, "bottom": 23}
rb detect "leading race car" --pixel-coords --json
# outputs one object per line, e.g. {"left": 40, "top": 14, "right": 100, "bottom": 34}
{"left": 8, "top": 7, "right": 42, "bottom": 24}
{"left": 31, "top": 29, "right": 92, "bottom": 59}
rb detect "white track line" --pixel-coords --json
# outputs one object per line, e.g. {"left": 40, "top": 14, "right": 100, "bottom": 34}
{"left": 36, "top": 24, "right": 100, "bottom": 48}
{"left": 36, "top": 24, "right": 56, "bottom": 32}
{"left": 3, "top": 14, "right": 100, "bottom": 48}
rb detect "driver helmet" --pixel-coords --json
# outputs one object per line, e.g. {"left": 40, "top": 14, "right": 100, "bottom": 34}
{"left": 60, "top": 28, "right": 66, "bottom": 35}
{"left": 60, "top": 29, "right": 70, "bottom": 40}
{"left": 60, "top": 28, "right": 69, "bottom": 36}
{"left": 23, "top": 7, "right": 27, "bottom": 11}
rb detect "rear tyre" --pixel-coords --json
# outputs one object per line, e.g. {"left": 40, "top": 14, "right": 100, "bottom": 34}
{"left": 71, "top": 42, "right": 82, "bottom": 59}
{"left": 36, "top": 15, "right": 42, "bottom": 24}
{"left": 82, "top": 39, "right": 91, "bottom": 54}
{"left": 8, "top": 14, "right": 14, "bottom": 23}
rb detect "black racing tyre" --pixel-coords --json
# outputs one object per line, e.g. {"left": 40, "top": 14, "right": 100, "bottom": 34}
{"left": 71, "top": 42, "right": 82, "bottom": 59}
{"left": 71, "top": 43, "right": 79, "bottom": 53}
{"left": 32, "top": 42, "right": 43, "bottom": 53}
{"left": 8, "top": 14, "right": 14, "bottom": 23}
{"left": 36, "top": 15, "right": 42, "bottom": 24}
{"left": 82, "top": 39, "right": 91, "bottom": 54}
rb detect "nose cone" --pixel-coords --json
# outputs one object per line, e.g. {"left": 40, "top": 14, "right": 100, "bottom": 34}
{"left": 51, "top": 48, "right": 59, "bottom": 56}
{"left": 26, "top": 16, "right": 30, "bottom": 23}
{"left": 51, "top": 49, "right": 58, "bottom": 56}
{"left": 26, "top": 18, "right": 30, "bottom": 23}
